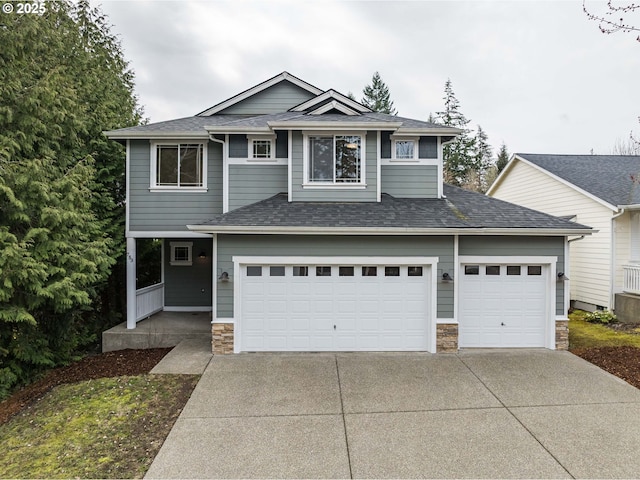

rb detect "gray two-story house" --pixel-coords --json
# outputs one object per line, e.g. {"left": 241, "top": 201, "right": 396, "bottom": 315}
{"left": 105, "top": 72, "right": 591, "bottom": 354}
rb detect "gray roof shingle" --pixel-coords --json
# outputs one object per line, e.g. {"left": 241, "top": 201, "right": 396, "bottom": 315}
{"left": 517, "top": 153, "right": 640, "bottom": 207}
{"left": 191, "top": 184, "right": 591, "bottom": 232}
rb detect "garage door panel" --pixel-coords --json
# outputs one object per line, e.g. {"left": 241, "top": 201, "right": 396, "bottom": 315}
{"left": 459, "top": 263, "right": 548, "bottom": 348}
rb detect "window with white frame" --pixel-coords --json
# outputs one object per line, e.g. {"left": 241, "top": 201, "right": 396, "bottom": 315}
{"left": 153, "top": 143, "right": 205, "bottom": 188}
{"left": 307, "top": 134, "right": 363, "bottom": 183}
{"left": 392, "top": 138, "right": 417, "bottom": 160}
{"left": 252, "top": 139, "right": 272, "bottom": 159}
{"left": 170, "top": 242, "right": 193, "bottom": 266}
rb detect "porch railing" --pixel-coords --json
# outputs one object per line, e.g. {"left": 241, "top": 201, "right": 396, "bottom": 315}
{"left": 623, "top": 265, "right": 640, "bottom": 295}
{"left": 136, "top": 283, "right": 164, "bottom": 321}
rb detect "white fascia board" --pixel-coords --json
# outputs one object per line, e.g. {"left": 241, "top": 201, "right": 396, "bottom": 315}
{"left": 197, "top": 72, "right": 324, "bottom": 116}
{"left": 396, "top": 127, "right": 462, "bottom": 136}
{"left": 617, "top": 203, "right": 640, "bottom": 210}
{"left": 494, "top": 154, "right": 619, "bottom": 212}
{"left": 290, "top": 89, "right": 371, "bottom": 113}
{"left": 128, "top": 230, "right": 212, "bottom": 238}
{"left": 104, "top": 131, "right": 209, "bottom": 140}
{"left": 205, "top": 126, "right": 272, "bottom": 134}
{"left": 309, "top": 100, "right": 360, "bottom": 116}
{"left": 186, "top": 225, "right": 595, "bottom": 236}
{"left": 267, "top": 121, "right": 403, "bottom": 130}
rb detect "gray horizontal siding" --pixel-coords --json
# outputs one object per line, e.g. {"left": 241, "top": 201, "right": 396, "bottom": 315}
{"left": 129, "top": 140, "right": 223, "bottom": 231}
{"left": 217, "top": 81, "right": 316, "bottom": 115}
{"left": 291, "top": 131, "right": 378, "bottom": 202}
{"left": 459, "top": 236, "right": 566, "bottom": 315}
{"left": 229, "top": 165, "right": 287, "bottom": 211}
{"left": 216, "top": 235, "right": 454, "bottom": 319}
{"left": 381, "top": 165, "right": 438, "bottom": 198}
{"left": 164, "top": 238, "right": 212, "bottom": 307}
{"left": 229, "top": 135, "right": 247, "bottom": 158}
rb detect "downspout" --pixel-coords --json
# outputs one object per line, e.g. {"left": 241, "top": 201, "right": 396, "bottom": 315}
{"left": 209, "top": 134, "right": 228, "bottom": 213}
{"left": 611, "top": 208, "right": 626, "bottom": 310}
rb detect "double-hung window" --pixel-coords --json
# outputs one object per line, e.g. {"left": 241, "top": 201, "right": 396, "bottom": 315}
{"left": 152, "top": 142, "right": 206, "bottom": 189}
{"left": 307, "top": 134, "right": 363, "bottom": 184}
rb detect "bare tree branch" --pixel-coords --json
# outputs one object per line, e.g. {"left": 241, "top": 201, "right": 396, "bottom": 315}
{"left": 583, "top": 0, "right": 640, "bottom": 41}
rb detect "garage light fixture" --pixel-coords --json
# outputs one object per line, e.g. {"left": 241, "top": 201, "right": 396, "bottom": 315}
{"left": 218, "top": 271, "right": 230, "bottom": 282}
{"left": 557, "top": 272, "right": 569, "bottom": 281}
{"left": 441, "top": 272, "right": 453, "bottom": 282}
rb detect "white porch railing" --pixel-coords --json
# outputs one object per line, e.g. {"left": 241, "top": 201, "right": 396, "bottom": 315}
{"left": 623, "top": 265, "right": 640, "bottom": 295}
{"left": 136, "top": 283, "right": 164, "bottom": 321}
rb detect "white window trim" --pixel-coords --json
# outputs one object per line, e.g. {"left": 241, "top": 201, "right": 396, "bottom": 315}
{"left": 247, "top": 134, "right": 276, "bottom": 161}
{"left": 170, "top": 241, "right": 193, "bottom": 266}
{"left": 302, "top": 131, "right": 367, "bottom": 187}
{"left": 391, "top": 136, "right": 418, "bottom": 161}
{"left": 150, "top": 140, "right": 208, "bottom": 192}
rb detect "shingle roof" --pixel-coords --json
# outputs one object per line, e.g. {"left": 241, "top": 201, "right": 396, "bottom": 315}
{"left": 190, "top": 184, "right": 591, "bottom": 233}
{"left": 517, "top": 153, "right": 640, "bottom": 207}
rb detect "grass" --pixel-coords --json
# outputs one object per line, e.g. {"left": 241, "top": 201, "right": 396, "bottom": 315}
{"left": 0, "top": 374, "right": 198, "bottom": 479}
{"left": 569, "top": 310, "right": 640, "bottom": 349}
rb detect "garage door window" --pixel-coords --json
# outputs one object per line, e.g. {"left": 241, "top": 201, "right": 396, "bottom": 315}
{"left": 270, "top": 266, "right": 285, "bottom": 276}
{"left": 385, "top": 266, "right": 400, "bottom": 276}
{"left": 362, "top": 266, "right": 377, "bottom": 276}
{"left": 486, "top": 265, "right": 500, "bottom": 275}
{"left": 247, "top": 266, "right": 262, "bottom": 276}
{"left": 339, "top": 266, "right": 354, "bottom": 276}
{"left": 465, "top": 265, "right": 480, "bottom": 275}
{"left": 408, "top": 266, "right": 423, "bottom": 276}
{"left": 528, "top": 265, "right": 542, "bottom": 275}
{"left": 316, "top": 266, "right": 332, "bottom": 276}
{"left": 293, "top": 266, "right": 308, "bottom": 276}
{"left": 507, "top": 266, "right": 521, "bottom": 275}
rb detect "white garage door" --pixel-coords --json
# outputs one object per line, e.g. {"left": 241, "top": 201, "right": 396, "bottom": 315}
{"left": 459, "top": 263, "right": 549, "bottom": 348}
{"left": 239, "top": 262, "right": 432, "bottom": 352}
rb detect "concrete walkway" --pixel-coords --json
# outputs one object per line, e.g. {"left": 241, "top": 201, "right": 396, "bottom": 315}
{"left": 146, "top": 350, "right": 640, "bottom": 479}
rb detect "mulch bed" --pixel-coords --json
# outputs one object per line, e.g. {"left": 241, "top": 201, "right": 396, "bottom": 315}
{"left": 0, "top": 348, "right": 172, "bottom": 425}
{"left": 570, "top": 346, "right": 640, "bottom": 390}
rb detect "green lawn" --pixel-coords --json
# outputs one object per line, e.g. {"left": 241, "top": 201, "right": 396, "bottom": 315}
{"left": 0, "top": 375, "right": 198, "bottom": 479}
{"left": 569, "top": 310, "right": 640, "bottom": 349}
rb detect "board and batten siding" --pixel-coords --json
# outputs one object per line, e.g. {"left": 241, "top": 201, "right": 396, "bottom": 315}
{"left": 381, "top": 165, "right": 438, "bottom": 198}
{"left": 459, "top": 235, "right": 566, "bottom": 316}
{"left": 163, "top": 238, "right": 212, "bottom": 307}
{"left": 291, "top": 131, "right": 378, "bottom": 201}
{"left": 216, "top": 81, "right": 317, "bottom": 115}
{"left": 490, "top": 160, "right": 612, "bottom": 308}
{"left": 215, "top": 235, "right": 454, "bottom": 320}
{"left": 129, "top": 140, "right": 223, "bottom": 231}
{"left": 228, "top": 165, "right": 288, "bottom": 211}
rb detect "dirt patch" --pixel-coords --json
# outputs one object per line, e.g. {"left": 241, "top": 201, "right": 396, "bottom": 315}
{"left": 571, "top": 346, "right": 640, "bottom": 389}
{"left": 0, "top": 348, "right": 171, "bottom": 425}
{"left": 606, "top": 322, "right": 640, "bottom": 334}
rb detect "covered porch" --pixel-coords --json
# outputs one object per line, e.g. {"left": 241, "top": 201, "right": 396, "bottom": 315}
{"left": 102, "top": 311, "right": 211, "bottom": 352}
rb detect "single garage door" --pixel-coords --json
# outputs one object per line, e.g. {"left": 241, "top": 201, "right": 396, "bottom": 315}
{"left": 239, "top": 262, "right": 432, "bottom": 352}
{"left": 459, "top": 263, "right": 548, "bottom": 348}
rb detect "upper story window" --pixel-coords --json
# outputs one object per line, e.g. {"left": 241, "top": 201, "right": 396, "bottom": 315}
{"left": 247, "top": 135, "right": 276, "bottom": 160}
{"left": 306, "top": 134, "right": 363, "bottom": 184}
{"left": 151, "top": 142, "right": 207, "bottom": 191}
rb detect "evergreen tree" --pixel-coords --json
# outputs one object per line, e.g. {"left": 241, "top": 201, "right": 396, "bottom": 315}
{"left": 470, "top": 125, "right": 493, "bottom": 192}
{"left": 496, "top": 143, "right": 510, "bottom": 173}
{"left": 0, "top": 1, "right": 142, "bottom": 397}
{"left": 361, "top": 72, "right": 397, "bottom": 115}
{"left": 436, "top": 79, "right": 476, "bottom": 186}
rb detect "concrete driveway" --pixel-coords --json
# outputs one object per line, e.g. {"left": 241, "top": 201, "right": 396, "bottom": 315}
{"left": 146, "top": 350, "right": 640, "bottom": 479}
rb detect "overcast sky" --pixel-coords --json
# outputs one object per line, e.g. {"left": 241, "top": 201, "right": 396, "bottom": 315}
{"left": 94, "top": 0, "right": 639, "bottom": 156}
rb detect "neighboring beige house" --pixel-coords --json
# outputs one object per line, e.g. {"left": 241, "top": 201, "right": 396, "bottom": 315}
{"left": 488, "top": 154, "right": 640, "bottom": 321}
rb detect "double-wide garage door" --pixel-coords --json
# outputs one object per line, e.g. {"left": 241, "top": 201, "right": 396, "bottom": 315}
{"left": 239, "top": 260, "right": 432, "bottom": 352}
{"left": 458, "top": 263, "right": 549, "bottom": 348}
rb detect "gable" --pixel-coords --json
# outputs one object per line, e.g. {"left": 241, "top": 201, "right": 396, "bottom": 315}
{"left": 213, "top": 80, "right": 318, "bottom": 115}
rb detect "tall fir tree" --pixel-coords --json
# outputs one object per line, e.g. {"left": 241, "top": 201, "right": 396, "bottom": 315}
{"left": 496, "top": 143, "right": 510, "bottom": 173}
{"left": 361, "top": 72, "right": 397, "bottom": 115}
{"left": 436, "top": 79, "right": 476, "bottom": 186}
{"left": 0, "top": 0, "right": 142, "bottom": 398}
{"left": 470, "top": 125, "right": 493, "bottom": 192}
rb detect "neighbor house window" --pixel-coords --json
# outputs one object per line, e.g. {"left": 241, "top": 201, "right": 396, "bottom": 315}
{"left": 153, "top": 143, "right": 205, "bottom": 188}
{"left": 170, "top": 242, "right": 193, "bottom": 266}
{"left": 307, "top": 135, "right": 363, "bottom": 183}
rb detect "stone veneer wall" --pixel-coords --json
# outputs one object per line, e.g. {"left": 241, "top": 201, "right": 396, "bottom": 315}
{"left": 212, "top": 323, "right": 234, "bottom": 354}
{"left": 436, "top": 323, "right": 458, "bottom": 353}
{"left": 555, "top": 320, "right": 569, "bottom": 351}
